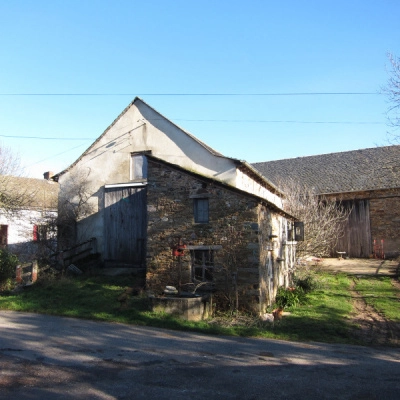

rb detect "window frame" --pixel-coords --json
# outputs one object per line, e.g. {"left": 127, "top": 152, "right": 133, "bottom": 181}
{"left": 130, "top": 154, "right": 148, "bottom": 180}
{"left": 193, "top": 198, "right": 209, "bottom": 223}
{"left": 191, "top": 249, "right": 215, "bottom": 282}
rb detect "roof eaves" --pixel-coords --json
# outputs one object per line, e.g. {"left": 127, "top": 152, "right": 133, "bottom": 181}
{"left": 146, "top": 154, "right": 294, "bottom": 219}
{"left": 53, "top": 97, "right": 142, "bottom": 181}
{"left": 318, "top": 186, "right": 400, "bottom": 197}
{"left": 236, "top": 160, "right": 285, "bottom": 196}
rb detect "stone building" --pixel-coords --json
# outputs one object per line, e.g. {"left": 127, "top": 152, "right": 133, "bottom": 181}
{"left": 253, "top": 145, "right": 400, "bottom": 258}
{"left": 53, "top": 97, "right": 295, "bottom": 314}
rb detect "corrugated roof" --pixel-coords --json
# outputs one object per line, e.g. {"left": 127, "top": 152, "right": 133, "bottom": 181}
{"left": 252, "top": 145, "right": 400, "bottom": 194}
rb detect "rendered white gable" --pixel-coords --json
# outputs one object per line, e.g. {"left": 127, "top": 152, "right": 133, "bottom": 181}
{"left": 58, "top": 98, "right": 285, "bottom": 211}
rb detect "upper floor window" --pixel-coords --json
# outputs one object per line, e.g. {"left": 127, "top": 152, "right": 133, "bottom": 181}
{"left": 194, "top": 198, "right": 209, "bottom": 223}
{"left": 130, "top": 154, "right": 148, "bottom": 180}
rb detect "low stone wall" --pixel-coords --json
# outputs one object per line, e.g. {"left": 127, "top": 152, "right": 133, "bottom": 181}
{"left": 149, "top": 295, "right": 210, "bottom": 321}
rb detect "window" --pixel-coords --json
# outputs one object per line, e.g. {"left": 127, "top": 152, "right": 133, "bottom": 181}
{"left": 191, "top": 249, "right": 214, "bottom": 282}
{"left": 130, "top": 154, "right": 148, "bottom": 180}
{"left": 194, "top": 198, "right": 209, "bottom": 223}
{"left": 33, "top": 225, "right": 47, "bottom": 242}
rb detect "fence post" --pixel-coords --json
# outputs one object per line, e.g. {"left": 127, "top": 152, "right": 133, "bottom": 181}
{"left": 31, "top": 260, "right": 38, "bottom": 283}
{"left": 16, "top": 265, "right": 22, "bottom": 283}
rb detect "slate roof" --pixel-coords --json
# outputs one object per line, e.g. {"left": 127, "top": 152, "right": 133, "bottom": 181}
{"left": 252, "top": 145, "right": 400, "bottom": 194}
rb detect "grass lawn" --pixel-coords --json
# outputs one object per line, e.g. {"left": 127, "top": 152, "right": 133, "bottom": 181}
{"left": 0, "top": 271, "right": 399, "bottom": 345}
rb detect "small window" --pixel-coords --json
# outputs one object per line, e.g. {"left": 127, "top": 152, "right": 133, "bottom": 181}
{"left": 194, "top": 198, "right": 209, "bottom": 223}
{"left": 130, "top": 154, "right": 148, "bottom": 180}
{"left": 294, "top": 221, "right": 304, "bottom": 241}
{"left": 33, "top": 225, "right": 47, "bottom": 242}
{"left": 191, "top": 250, "right": 214, "bottom": 282}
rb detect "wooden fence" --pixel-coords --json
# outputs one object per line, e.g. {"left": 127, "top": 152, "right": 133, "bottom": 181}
{"left": 15, "top": 261, "right": 38, "bottom": 285}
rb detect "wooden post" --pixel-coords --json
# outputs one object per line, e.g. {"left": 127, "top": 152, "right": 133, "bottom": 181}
{"left": 16, "top": 265, "right": 22, "bottom": 283}
{"left": 31, "top": 260, "right": 38, "bottom": 283}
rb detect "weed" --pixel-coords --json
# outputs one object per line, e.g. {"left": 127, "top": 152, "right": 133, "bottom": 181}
{"left": 293, "top": 273, "right": 321, "bottom": 292}
{"left": 275, "top": 286, "right": 306, "bottom": 308}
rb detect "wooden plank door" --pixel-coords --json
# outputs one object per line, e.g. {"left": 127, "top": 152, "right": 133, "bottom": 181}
{"left": 336, "top": 199, "right": 372, "bottom": 258}
{"left": 104, "top": 186, "right": 147, "bottom": 266}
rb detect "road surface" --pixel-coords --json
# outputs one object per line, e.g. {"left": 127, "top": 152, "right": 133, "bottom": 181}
{"left": 0, "top": 310, "right": 399, "bottom": 399}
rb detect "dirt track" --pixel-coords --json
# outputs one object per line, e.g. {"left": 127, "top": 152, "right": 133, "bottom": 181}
{"left": 319, "top": 258, "right": 400, "bottom": 346}
{"left": 317, "top": 257, "right": 399, "bottom": 276}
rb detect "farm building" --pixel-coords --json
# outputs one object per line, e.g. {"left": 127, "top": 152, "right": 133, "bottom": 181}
{"left": 253, "top": 145, "right": 400, "bottom": 259}
{"left": 53, "top": 97, "right": 296, "bottom": 314}
{"left": 0, "top": 174, "right": 58, "bottom": 262}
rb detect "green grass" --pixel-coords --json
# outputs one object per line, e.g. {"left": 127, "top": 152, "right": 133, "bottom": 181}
{"left": 0, "top": 271, "right": 399, "bottom": 345}
{"left": 267, "top": 273, "right": 356, "bottom": 343}
{"left": 354, "top": 275, "right": 400, "bottom": 322}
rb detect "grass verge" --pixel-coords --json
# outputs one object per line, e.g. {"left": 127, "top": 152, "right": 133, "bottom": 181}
{"left": 0, "top": 271, "right": 398, "bottom": 345}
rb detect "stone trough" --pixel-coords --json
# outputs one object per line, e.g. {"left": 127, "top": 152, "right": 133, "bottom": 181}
{"left": 149, "top": 293, "right": 210, "bottom": 321}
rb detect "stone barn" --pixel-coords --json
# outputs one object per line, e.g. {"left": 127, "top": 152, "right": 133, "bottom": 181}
{"left": 253, "top": 145, "right": 400, "bottom": 258}
{"left": 53, "top": 97, "right": 296, "bottom": 314}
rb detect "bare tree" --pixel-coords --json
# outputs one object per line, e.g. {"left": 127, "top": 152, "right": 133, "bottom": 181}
{"left": 0, "top": 144, "right": 32, "bottom": 215}
{"left": 217, "top": 225, "right": 246, "bottom": 313}
{"left": 383, "top": 53, "right": 400, "bottom": 142}
{"left": 278, "top": 179, "right": 350, "bottom": 258}
{"left": 57, "top": 168, "right": 95, "bottom": 248}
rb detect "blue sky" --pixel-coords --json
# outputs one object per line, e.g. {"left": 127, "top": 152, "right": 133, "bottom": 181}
{"left": 0, "top": 0, "right": 399, "bottom": 178}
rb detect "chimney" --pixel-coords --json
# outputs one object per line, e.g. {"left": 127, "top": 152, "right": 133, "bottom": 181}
{"left": 43, "top": 171, "right": 54, "bottom": 180}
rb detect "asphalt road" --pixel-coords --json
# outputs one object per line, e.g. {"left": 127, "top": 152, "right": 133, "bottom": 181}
{"left": 0, "top": 310, "right": 399, "bottom": 399}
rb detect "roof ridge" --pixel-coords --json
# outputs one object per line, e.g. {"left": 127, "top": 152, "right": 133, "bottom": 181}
{"left": 253, "top": 144, "right": 400, "bottom": 164}
{"left": 54, "top": 97, "right": 226, "bottom": 178}
{"left": 135, "top": 97, "right": 224, "bottom": 157}
{"left": 252, "top": 145, "right": 400, "bottom": 194}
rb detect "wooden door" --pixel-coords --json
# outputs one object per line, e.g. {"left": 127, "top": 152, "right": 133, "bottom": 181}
{"left": 335, "top": 200, "right": 372, "bottom": 258}
{"left": 104, "top": 186, "right": 147, "bottom": 267}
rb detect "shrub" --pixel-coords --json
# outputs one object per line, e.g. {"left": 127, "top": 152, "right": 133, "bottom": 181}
{"left": 0, "top": 249, "right": 19, "bottom": 287}
{"left": 274, "top": 286, "right": 306, "bottom": 308}
{"left": 293, "top": 273, "right": 321, "bottom": 293}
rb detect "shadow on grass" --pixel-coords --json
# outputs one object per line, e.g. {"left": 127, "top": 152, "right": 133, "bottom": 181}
{"left": 0, "top": 273, "right": 380, "bottom": 345}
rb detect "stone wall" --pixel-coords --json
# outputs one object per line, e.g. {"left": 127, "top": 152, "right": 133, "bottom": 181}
{"left": 146, "top": 159, "right": 283, "bottom": 313}
{"left": 369, "top": 196, "right": 400, "bottom": 257}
